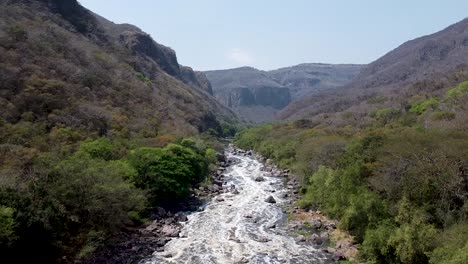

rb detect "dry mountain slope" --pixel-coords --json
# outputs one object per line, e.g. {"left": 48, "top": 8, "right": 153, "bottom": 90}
{"left": 0, "top": 0, "right": 235, "bottom": 138}
{"left": 280, "top": 17, "right": 468, "bottom": 123}
{"left": 205, "top": 64, "right": 363, "bottom": 123}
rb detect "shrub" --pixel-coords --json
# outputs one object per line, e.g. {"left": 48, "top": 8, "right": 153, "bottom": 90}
{"left": 432, "top": 111, "right": 456, "bottom": 121}
{"left": 0, "top": 206, "right": 16, "bottom": 246}
{"left": 409, "top": 98, "right": 439, "bottom": 115}
{"left": 370, "top": 108, "right": 401, "bottom": 125}
{"left": 446, "top": 81, "right": 468, "bottom": 98}
{"left": 361, "top": 219, "right": 397, "bottom": 263}
{"left": 128, "top": 143, "right": 209, "bottom": 206}
{"left": 80, "top": 138, "right": 119, "bottom": 160}
{"left": 430, "top": 223, "right": 468, "bottom": 264}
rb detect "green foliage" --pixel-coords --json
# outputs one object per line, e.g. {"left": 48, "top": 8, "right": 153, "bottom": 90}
{"left": 446, "top": 81, "right": 468, "bottom": 98}
{"left": 79, "top": 138, "right": 119, "bottom": 160}
{"left": 370, "top": 108, "right": 401, "bottom": 125}
{"left": 7, "top": 25, "right": 28, "bottom": 42}
{"left": 432, "top": 111, "right": 456, "bottom": 121}
{"left": 0, "top": 207, "right": 16, "bottom": 246}
{"left": 236, "top": 123, "right": 468, "bottom": 264}
{"left": 136, "top": 72, "right": 152, "bottom": 84}
{"left": 128, "top": 143, "right": 210, "bottom": 205}
{"left": 48, "top": 154, "right": 145, "bottom": 232}
{"left": 430, "top": 223, "right": 468, "bottom": 264}
{"left": 409, "top": 98, "right": 439, "bottom": 114}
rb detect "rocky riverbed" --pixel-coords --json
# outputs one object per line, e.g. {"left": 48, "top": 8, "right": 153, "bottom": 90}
{"left": 82, "top": 145, "right": 356, "bottom": 264}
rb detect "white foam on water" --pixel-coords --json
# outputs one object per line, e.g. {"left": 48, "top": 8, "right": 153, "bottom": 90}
{"left": 140, "top": 151, "right": 332, "bottom": 264}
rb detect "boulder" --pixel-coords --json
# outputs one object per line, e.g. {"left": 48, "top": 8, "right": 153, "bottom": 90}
{"left": 311, "top": 219, "right": 322, "bottom": 229}
{"left": 161, "top": 225, "right": 180, "bottom": 237}
{"left": 265, "top": 196, "right": 276, "bottom": 203}
{"left": 164, "top": 218, "right": 174, "bottom": 225}
{"left": 254, "top": 176, "right": 265, "bottom": 182}
{"left": 333, "top": 251, "right": 346, "bottom": 261}
{"left": 295, "top": 235, "right": 306, "bottom": 242}
{"left": 320, "top": 231, "right": 329, "bottom": 240}
{"left": 311, "top": 233, "right": 320, "bottom": 243}
{"left": 215, "top": 196, "right": 225, "bottom": 202}
{"left": 216, "top": 152, "right": 226, "bottom": 162}
{"left": 174, "top": 212, "right": 188, "bottom": 222}
{"left": 145, "top": 220, "right": 159, "bottom": 232}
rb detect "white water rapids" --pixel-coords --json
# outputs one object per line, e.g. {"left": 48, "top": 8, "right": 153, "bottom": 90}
{"left": 141, "top": 149, "right": 333, "bottom": 264}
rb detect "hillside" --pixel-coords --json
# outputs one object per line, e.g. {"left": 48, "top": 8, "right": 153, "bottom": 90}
{"left": 280, "top": 18, "right": 468, "bottom": 126}
{"left": 0, "top": 0, "right": 235, "bottom": 138}
{"left": 0, "top": 0, "right": 237, "bottom": 263}
{"left": 233, "top": 19, "right": 468, "bottom": 264}
{"left": 205, "top": 64, "right": 363, "bottom": 122}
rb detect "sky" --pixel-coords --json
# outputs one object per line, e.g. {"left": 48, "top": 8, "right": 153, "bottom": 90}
{"left": 79, "top": 0, "right": 468, "bottom": 71}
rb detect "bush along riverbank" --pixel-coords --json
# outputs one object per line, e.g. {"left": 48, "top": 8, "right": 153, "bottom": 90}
{"left": 0, "top": 132, "right": 233, "bottom": 264}
{"left": 243, "top": 147, "right": 358, "bottom": 262}
{"left": 234, "top": 124, "right": 468, "bottom": 264}
{"left": 77, "top": 144, "right": 235, "bottom": 264}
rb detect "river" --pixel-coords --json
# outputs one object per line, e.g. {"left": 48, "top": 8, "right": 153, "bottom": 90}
{"left": 140, "top": 147, "right": 334, "bottom": 264}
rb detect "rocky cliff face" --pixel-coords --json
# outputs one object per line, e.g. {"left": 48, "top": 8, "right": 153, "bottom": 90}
{"left": 180, "top": 66, "right": 213, "bottom": 95}
{"left": 269, "top": 64, "right": 363, "bottom": 100}
{"left": 205, "top": 64, "right": 362, "bottom": 122}
{"left": 205, "top": 67, "right": 291, "bottom": 122}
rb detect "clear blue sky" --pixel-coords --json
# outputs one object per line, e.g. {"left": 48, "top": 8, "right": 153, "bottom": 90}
{"left": 79, "top": 0, "right": 467, "bottom": 71}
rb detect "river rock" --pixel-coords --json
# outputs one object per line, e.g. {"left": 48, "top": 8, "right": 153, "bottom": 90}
{"left": 210, "top": 184, "right": 220, "bottom": 192}
{"left": 162, "top": 225, "right": 180, "bottom": 237}
{"left": 265, "top": 196, "right": 276, "bottom": 203}
{"left": 333, "top": 251, "right": 346, "bottom": 261}
{"left": 324, "top": 222, "right": 337, "bottom": 230}
{"left": 311, "top": 219, "right": 322, "bottom": 229}
{"left": 156, "top": 237, "right": 170, "bottom": 247}
{"left": 311, "top": 233, "right": 320, "bottom": 243}
{"left": 216, "top": 152, "right": 226, "bottom": 162}
{"left": 213, "top": 179, "right": 223, "bottom": 186}
{"left": 255, "top": 176, "right": 265, "bottom": 182}
{"left": 145, "top": 220, "right": 159, "bottom": 232}
{"left": 215, "top": 196, "right": 225, "bottom": 202}
{"left": 174, "top": 212, "right": 188, "bottom": 222}
{"left": 320, "top": 231, "right": 329, "bottom": 240}
{"left": 295, "top": 235, "right": 306, "bottom": 242}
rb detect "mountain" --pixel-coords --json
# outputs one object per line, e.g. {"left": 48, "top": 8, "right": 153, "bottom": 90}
{"left": 205, "top": 67, "right": 290, "bottom": 122}
{"left": 269, "top": 63, "right": 363, "bottom": 100}
{"left": 0, "top": 0, "right": 235, "bottom": 138}
{"left": 205, "top": 64, "right": 363, "bottom": 122}
{"left": 280, "top": 18, "right": 468, "bottom": 123}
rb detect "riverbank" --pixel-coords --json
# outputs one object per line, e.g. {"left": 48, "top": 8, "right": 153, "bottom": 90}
{"left": 252, "top": 150, "right": 359, "bottom": 263}
{"left": 77, "top": 153, "right": 233, "bottom": 264}
{"left": 81, "top": 145, "right": 351, "bottom": 264}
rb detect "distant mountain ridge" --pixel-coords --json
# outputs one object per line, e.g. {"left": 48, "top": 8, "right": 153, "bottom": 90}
{"left": 279, "top": 17, "right": 468, "bottom": 122}
{"left": 205, "top": 64, "right": 363, "bottom": 122}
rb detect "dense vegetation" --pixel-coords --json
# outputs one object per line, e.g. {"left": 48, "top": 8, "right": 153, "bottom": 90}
{"left": 0, "top": 130, "right": 228, "bottom": 263}
{"left": 235, "top": 81, "right": 468, "bottom": 264}
{"left": 0, "top": 1, "right": 240, "bottom": 262}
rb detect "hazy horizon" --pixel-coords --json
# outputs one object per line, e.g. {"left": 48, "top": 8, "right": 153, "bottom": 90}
{"left": 79, "top": 0, "right": 468, "bottom": 71}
